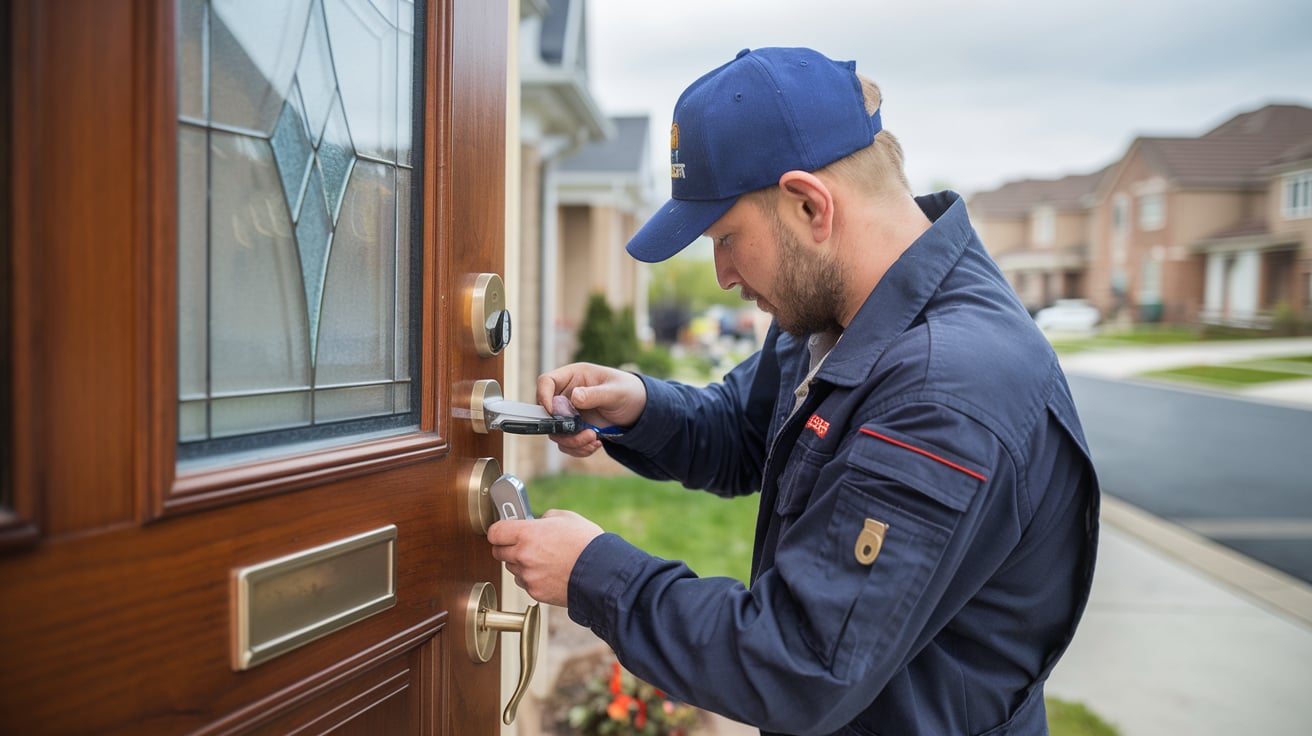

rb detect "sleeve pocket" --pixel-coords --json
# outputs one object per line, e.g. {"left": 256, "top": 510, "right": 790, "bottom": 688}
{"left": 799, "top": 488, "right": 952, "bottom": 681}
{"left": 848, "top": 424, "right": 987, "bottom": 513}
{"left": 792, "top": 427, "right": 987, "bottom": 680}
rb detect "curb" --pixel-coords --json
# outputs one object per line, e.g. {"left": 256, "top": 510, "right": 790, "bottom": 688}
{"left": 1100, "top": 494, "right": 1312, "bottom": 630}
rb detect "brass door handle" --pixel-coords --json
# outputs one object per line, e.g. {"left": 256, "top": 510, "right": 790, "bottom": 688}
{"left": 466, "top": 582, "right": 540, "bottom": 725}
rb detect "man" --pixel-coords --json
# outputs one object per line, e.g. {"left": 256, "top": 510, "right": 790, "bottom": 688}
{"left": 489, "top": 47, "right": 1099, "bottom": 735}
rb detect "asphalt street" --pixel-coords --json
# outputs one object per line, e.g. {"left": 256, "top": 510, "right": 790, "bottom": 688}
{"left": 1067, "top": 374, "right": 1312, "bottom": 584}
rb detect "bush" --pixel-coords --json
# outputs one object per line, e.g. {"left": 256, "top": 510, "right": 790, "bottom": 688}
{"left": 575, "top": 294, "right": 624, "bottom": 367}
{"left": 574, "top": 294, "right": 671, "bottom": 376}
{"left": 635, "top": 345, "right": 674, "bottom": 378}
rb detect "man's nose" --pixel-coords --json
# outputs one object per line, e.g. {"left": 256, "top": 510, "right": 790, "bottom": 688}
{"left": 713, "top": 251, "right": 739, "bottom": 291}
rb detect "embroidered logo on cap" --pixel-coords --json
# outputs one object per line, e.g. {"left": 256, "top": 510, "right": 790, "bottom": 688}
{"left": 670, "top": 123, "right": 685, "bottom": 179}
{"left": 805, "top": 414, "right": 829, "bottom": 438}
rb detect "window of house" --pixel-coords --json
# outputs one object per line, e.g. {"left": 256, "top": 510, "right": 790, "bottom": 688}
{"left": 176, "top": 0, "right": 425, "bottom": 460}
{"left": 1111, "top": 194, "right": 1129, "bottom": 267}
{"left": 1112, "top": 194, "right": 1129, "bottom": 237}
{"left": 1138, "top": 192, "right": 1164, "bottom": 231}
{"left": 1031, "top": 206, "right": 1055, "bottom": 246}
{"left": 1139, "top": 252, "right": 1162, "bottom": 306}
{"left": 1283, "top": 170, "right": 1312, "bottom": 219}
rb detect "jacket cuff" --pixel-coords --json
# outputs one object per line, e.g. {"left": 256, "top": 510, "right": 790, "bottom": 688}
{"left": 603, "top": 376, "right": 682, "bottom": 456}
{"left": 566, "top": 532, "right": 647, "bottom": 637}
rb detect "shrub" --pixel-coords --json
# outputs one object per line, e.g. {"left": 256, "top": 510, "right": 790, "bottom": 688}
{"left": 574, "top": 294, "right": 667, "bottom": 375}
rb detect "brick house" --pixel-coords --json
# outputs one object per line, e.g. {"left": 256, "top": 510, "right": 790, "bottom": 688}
{"left": 971, "top": 103, "right": 1312, "bottom": 328}
{"left": 968, "top": 170, "right": 1106, "bottom": 314}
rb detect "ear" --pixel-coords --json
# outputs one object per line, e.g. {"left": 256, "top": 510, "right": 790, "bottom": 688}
{"left": 776, "top": 170, "right": 834, "bottom": 243}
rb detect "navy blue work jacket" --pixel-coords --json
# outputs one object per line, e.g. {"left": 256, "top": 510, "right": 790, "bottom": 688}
{"left": 567, "top": 192, "right": 1099, "bottom": 735}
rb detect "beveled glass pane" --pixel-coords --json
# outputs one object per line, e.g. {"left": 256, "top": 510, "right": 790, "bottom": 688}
{"left": 297, "top": 165, "right": 333, "bottom": 362}
{"left": 393, "top": 382, "right": 410, "bottom": 413}
{"left": 324, "top": 0, "right": 397, "bottom": 162}
{"left": 210, "top": 393, "right": 312, "bottom": 438}
{"left": 209, "top": 131, "right": 312, "bottom": 394}
{"left": 397, "top": 0, "right": 414, "bottom": 166}
{"left": 316, "top": 385, "right": 391, "bottom": 422}
{"left": 210, "top": 0, "right": 312, "bottom": 134}
{"left": 178, "top": 400, "right": 208, "bottom": 442}
{"left": 367, "top": 0, "right": 398, "bottom": 24}
{"left": 177, "top": 0, "right": 424, "bottom": 456}
{"left": 297, "top": 0, "right": 337, "bottom": 143}
{"left": 177, "top": 0, "right": 206, "bottom": 120}
{"left": 178, "top": 123, "right": 209, "bottom": 400}
{"left": 395, "top": 166, "right": 411, "bottom": 380}
{"left": 317, "top": 161, "right": 396, "bottom": 384}
{"left": 318, "top": 93, "right": 356, "bottom": 219}
{"left": 271, "top": 96, "right": 314, "bottom": 221}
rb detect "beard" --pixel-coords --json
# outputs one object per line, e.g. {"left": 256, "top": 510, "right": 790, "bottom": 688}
{"left": 755, "top": 209, "right": 847, "bottom": 337}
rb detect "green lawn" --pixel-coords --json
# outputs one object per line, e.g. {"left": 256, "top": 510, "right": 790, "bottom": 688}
{"left": 1046, "top": 697, "right": 1121, "bottom": 735}
{"left": 532, "top": 472, "right": 1120, "bottom": 735}
{"left": 531, "top": 472, "right": 757, "bottom": 583}
{"left": 1142, "top": 361, "right": 1312, "bottom": 387}
{"left": 1047, "top": 325, "right": 1202, "bottom": 355}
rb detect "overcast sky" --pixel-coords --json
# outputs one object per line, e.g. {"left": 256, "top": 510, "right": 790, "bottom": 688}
{"left": 585, "top": 0, "right": 1312, "bottom": 200}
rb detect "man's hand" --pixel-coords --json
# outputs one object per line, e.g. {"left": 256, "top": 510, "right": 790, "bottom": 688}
{"left": 488, "top": 509, "right": 604, "bottom": 607}
{"left": 538, "top": 363, "right": 647, "bottom": 457}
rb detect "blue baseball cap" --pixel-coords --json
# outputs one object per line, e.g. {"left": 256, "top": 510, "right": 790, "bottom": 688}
{"left": 625, "top": 47, "right": 883, "bottom": 263}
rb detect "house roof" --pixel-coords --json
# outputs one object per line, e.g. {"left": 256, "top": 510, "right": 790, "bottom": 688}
{"left": 538, "top": 0, "right": 572, "bottom": 66}
{"left": 967, "top": 168, "right": 1107, "bottom": 216}
{"left": 558, "top": 115, "right": 650, "bottom": 173}
{"left": 1133, "top": 104, "right": 1312, "bottom": 188}
{"left": 1264, "top": 137, "right": 1312, "bottom": 169}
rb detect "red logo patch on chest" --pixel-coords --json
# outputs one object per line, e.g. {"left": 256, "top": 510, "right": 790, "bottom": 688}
{"left": 805, "top": 414, "right": 830, "bottom": 438}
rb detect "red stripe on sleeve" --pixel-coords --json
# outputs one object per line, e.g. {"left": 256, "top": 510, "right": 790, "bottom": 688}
{"left": 858, "top": 428, "right": 988, "bottom": 482}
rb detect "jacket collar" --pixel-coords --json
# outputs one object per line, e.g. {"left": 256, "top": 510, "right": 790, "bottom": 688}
{"left": 814, "top": 190, "right": 974, "bottom": 387}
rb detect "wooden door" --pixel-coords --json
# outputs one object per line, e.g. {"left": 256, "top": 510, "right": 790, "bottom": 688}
{"left": 1, "top": 0, "right": 514, "bottom": 733}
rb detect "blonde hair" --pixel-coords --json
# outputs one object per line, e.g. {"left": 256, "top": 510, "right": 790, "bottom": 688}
{"left": 819, "top": 74, "right": 911, "bottom": 195}
{"left": 742, "top": 73, "right": 910, "bottom": 211}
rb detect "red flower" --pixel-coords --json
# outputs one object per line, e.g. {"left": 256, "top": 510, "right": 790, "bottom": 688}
{"left": 609, "top": 661, "right": 623, "bottom": 695}
{"left": 607, "top": 694, "right": 636, "bottom": 721}
{"left": 635, "top": 699, "right": 648, "bottom": 728}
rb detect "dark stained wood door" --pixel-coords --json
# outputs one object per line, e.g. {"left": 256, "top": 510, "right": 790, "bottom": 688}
{"left": 1, "top": 1, "right": 514, "bottom": 733}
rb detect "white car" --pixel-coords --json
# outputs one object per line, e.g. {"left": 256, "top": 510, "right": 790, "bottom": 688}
{"left": 1034, "top": 299, "right": 1100, "bottom": 332}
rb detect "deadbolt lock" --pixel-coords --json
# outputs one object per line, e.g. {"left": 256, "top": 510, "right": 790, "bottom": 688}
{"left": 466, "top": 457, "right": 501, "bottom": 534}
{"left": 468, "top": 273, "right": 511, "bottom": 357}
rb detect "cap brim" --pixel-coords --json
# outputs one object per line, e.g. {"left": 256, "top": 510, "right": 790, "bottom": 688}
{"left": 625, "top": 197, "right": 737, "bottom": 263}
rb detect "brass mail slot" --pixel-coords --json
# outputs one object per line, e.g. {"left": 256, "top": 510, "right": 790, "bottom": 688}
{"left": 232, "top": 526, "right": 398, "bottom": 670}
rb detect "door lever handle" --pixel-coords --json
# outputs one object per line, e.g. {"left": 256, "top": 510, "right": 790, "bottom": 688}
{"left": 467, "top": 582, "right": 540, "bottom": 725}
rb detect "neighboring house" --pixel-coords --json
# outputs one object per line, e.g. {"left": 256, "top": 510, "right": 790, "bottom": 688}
{"left": 555, "top": 114, "right": 654, "bottom": 356}
{"left": 969, "top": 170, "right": 1105, "bottom": 313}
{"left": 1199, "top": 135, "right": 1312, "bottom": 327}
{"left": 1089, "top": 104, "right": 1312, "bottom": 326}
{"left": 515, "top": 0, "right": 653, "bottom": 481}
{"left": 971, "top": 103, "right": 1312, "bottom": 329}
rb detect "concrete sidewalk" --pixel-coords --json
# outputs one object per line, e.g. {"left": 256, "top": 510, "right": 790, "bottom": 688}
{"left": 1046, "top": 337, "right": 1312, "bottom": 735}
{"left": 1046, "top": 497, "right": 1312, "bottom": 735}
